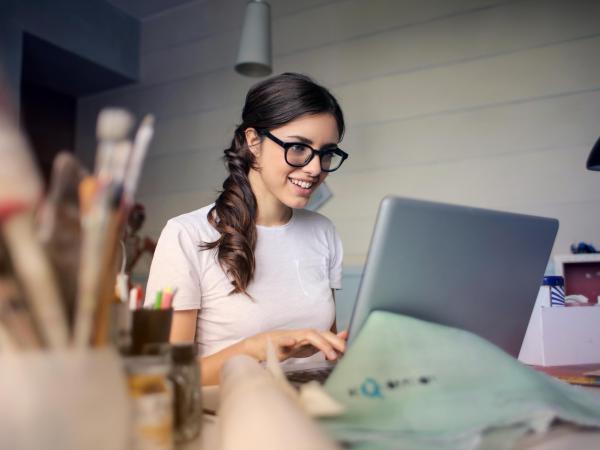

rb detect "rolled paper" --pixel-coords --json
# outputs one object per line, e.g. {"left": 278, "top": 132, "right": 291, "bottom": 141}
{"left": 219, "top": 355, "right": 340, "bottom": 450}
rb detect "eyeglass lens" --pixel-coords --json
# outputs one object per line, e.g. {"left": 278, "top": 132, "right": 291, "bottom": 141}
{"left": 286, "top": 144, "right": 343, "bottom": 171}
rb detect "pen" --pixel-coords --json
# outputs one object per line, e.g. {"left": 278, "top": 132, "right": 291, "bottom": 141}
{"left": 154, "top": 290, "right": 163, "bottom": 310}
{"left": 136, "top": 285, "right": 143, "bottom": 309}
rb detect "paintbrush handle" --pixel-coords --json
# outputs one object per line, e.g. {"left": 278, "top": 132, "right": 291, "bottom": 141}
{"left": 91, "top": 209, "right": 126, "bottom": 346}
{"left": 73, "top": 182, "right": 110, "bottom": 348}
{"left": 0, "top": 285, "right": 43, "bottom": 350}
{"left": 1, "top": 212, "right": 68, "bottom": 349}
{"left": 0, "top": 311, "right": 42, "bottom": 350}
{"left": 123, "top": 116, "right": 154, "bottom": 205}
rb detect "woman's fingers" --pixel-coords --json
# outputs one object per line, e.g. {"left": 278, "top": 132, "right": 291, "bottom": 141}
{"left": 300, "top": 330, "right": 338, "bottom": 360}
{"left": 319, "top": 330, "right": 346, "bottom": 354}
{"left": 264, "top": 328, "right": 347, "bottom": 361}
{"left": 277, "top": 336, "right": 297, "bottom": 347}
{"left": 337, "top": 330, "right": 349, "bottom": 340}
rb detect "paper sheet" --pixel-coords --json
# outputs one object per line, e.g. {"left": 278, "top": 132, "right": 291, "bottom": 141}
{"left": 320, "top": 311, "right": 600, "bottom": 450}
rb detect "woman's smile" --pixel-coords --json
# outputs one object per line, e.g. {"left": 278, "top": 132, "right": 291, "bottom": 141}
{"left": 288, "top": 176, "right": 317, "bottom": 197}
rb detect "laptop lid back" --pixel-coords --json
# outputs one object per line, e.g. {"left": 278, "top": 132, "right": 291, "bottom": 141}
{"left": 347, "top": 196, "right": 558, "bottom": 357}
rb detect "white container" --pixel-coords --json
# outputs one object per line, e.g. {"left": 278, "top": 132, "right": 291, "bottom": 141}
{"left": 519, "top": 291, "right": 600, "bottom": 366}
{"left": 0, "top": 348, "right": 130, "bottom": 450}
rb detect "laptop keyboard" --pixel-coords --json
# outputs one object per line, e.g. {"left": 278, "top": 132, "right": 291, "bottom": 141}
{"left": 285, "top": 366, "right": 334, "bottom": 385}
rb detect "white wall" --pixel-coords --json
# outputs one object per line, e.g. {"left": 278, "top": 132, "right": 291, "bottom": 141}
{"left": 76, "top": 0, "right": 600, "bottom": 282}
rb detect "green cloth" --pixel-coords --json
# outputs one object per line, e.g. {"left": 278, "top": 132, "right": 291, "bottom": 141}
{"left": 321, "top": 311, "right": 600, "bottom": 450}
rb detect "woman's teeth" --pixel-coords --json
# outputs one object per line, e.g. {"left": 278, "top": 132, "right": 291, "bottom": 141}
{"left": 289, "top": 178, "right": 313, "bottom": 189}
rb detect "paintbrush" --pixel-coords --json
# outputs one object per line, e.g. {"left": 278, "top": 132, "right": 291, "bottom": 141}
{"left": 73, "top": 108, "right": 134, "bottom": 348}
{"left": 0, "top": 87, "right": 68, "bottom": 349}
{"left": 94, "top": 108, "right": 135, "bottom": 182}
{"left": 92, "top": 115, "right": 155, "bottom": 346}
{"left": 91, "top": 207, "right": 126, "bottom": 346}
{"left": 0, "top": 237, "right": 42, "bottom": 350}
{"left": 0, "top": 276, "right": 42, "bottom": 350}
{"left": 123, "top": 115, "right": 155, "bottom": 206}
{"left": 38, "top": 152, "right": 88, "bottom": 328}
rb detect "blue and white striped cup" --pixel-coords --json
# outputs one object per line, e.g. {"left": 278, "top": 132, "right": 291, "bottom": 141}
{"left": 543, "top": 276, "right": 565, "bottom": 307}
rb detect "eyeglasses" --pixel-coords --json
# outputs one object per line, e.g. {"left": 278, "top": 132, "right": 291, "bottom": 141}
{"left": 260, "top": 130, "right": 348, "bottom": 172}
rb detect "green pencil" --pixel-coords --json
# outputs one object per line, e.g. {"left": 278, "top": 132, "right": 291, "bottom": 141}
{"left": 154, "top": 290, "right": 163, "bottom": 310}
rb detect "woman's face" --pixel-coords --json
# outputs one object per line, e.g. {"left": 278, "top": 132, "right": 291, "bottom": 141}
{"left": 247, "top": 113, "right": 340, "bottom": 210}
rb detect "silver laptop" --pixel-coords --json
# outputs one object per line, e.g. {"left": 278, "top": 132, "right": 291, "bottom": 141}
{"left": 285, "top": 196, "right": 558, "bottom": 383}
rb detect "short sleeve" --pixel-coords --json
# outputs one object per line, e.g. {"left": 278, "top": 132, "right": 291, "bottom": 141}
{"left": 144, "top": 219, "right": 203, "bottom": 310}
{"left": 328, "top": 225, "right": 343, "bottom": 290}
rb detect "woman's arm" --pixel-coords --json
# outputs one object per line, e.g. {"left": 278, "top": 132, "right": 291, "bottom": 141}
{"left": 169, "top": 309, "right": 235, "bottom": 385}
{"left": 169, "top": 309, "right": 347, "bottom": 385}
{"left": 169, "top": 309, "right": 198, "bottom": 342}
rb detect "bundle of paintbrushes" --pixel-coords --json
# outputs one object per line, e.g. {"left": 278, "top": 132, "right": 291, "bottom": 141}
{"left": 0, "top": 80, "right": 68, "bottom": 351}
{"left": 0, "top": 76, "right": 155, "bottom": 352}
{"left": 74, "top": 109, "right": 155, "bottom": 348}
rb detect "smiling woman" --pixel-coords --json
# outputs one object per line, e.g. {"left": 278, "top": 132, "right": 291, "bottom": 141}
{"left": 144, "top": 73, "right": 349, "bottom": 385}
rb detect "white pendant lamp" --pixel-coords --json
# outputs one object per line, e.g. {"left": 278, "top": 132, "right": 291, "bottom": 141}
{"left": 235, "top": 0, "right": 272, "bottom": 77}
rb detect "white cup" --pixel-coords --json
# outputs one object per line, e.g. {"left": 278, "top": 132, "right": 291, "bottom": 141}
{"left": 0, "top": 348, "right": 130, "bottom": 450}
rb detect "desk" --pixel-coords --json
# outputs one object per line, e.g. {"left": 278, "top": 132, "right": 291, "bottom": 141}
{"left": 185, "top": 386, "right": 600, "bottom": 450}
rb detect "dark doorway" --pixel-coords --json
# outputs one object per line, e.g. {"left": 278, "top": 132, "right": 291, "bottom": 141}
{"left": 19, "top": 33, "right": 135, "bottom": 182}
{"left": 20, "top": 81, "right": 76, "bottom": 184}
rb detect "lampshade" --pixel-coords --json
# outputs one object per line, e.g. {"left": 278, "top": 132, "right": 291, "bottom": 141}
{"left": 586, "top": 136, "right": 600, "bottom": 171}
{"left": 235, "top": 0, "right": 272, "bottom": 77}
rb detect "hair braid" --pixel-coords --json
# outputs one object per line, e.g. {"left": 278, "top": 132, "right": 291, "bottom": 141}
{"left": 201, "top": 128, "right": 258, "bottom": 295}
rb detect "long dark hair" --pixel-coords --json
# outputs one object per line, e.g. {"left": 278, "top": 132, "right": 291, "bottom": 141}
{"left": 201, "top": 73, "right": 345, "bottom": 295}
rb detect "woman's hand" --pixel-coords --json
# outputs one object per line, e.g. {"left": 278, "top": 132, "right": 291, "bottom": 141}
{"left": 243, "top": 329, "right": 348, "bottom": 362}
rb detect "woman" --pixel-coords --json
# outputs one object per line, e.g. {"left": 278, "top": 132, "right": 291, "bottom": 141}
{"left": 145, "top": 73, "right": 349, "bottom": 385}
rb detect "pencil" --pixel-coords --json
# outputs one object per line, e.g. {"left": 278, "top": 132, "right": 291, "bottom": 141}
{"left": 555, "top": 375, "right": 600, "bottom": 387}
{"left": 161, "top": 287, "right": 175, "bottom": 309}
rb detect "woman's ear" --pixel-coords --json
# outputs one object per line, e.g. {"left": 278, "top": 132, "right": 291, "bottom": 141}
{"left": 245, "top": 128, "right": 262, "bottom": 156}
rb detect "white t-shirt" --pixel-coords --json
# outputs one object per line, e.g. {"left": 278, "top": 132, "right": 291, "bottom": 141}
{"left": 144, "top": 204, "right": 343, "bottom": 357}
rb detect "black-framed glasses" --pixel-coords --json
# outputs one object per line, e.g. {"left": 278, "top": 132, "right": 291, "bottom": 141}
{"left": 260, "top": 130, "right": 349, "bottom": 172}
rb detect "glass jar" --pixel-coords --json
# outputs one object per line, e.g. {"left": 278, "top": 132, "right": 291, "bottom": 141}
{"left": 125, "top": 354, "right": 174, "bottom": 450}
{"left": 170, "top": 343, "right": 202, "bottom": 444}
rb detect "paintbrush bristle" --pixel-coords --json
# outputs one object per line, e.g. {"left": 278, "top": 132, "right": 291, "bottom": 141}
{"left": 96, "top": 108, "right": 134, "bottom": 142}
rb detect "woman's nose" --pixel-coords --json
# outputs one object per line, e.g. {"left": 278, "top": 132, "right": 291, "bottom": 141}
{"left": 303, "top": 153, "right": 322, "bottom": 176}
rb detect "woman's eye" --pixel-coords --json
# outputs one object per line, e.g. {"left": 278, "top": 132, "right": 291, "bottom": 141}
{"left": 289, "top": 144, "right": 309, "bottom": 154}
{"left": 321, "top": 152, "right": 333, "bottom": 162}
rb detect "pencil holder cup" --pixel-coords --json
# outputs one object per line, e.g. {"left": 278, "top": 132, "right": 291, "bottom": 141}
{"left": 0, "top": 348, "right": 130, "bottom": 450}
{"left": 130, "top": 308, "right": 173, "bottom": 355}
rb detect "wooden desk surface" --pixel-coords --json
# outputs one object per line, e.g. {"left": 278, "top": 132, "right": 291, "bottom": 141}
{"left": 531, "top": 364, "right": 600, "bottom": 386}
{"left": 185, "top": 386, "right": 600, "bottom": 450}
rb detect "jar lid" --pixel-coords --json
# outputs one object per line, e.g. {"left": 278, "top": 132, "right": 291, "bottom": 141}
{"left": 124, "top": 354, "right": 170, "bottom": 375}
{"left": 542, "top": 276, "right": 564, "bottom": 286}
{"left": 171, "top": 343, "right": 197, "bottom": 364}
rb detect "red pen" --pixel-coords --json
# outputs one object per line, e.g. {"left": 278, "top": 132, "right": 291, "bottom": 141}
{"left": 136, "top": 285, "right": 143, "bottom": 310}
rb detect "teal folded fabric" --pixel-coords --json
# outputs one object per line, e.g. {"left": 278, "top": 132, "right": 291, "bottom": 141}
{"left": 321, "top": 311, "right": 600, "bottom": 450}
